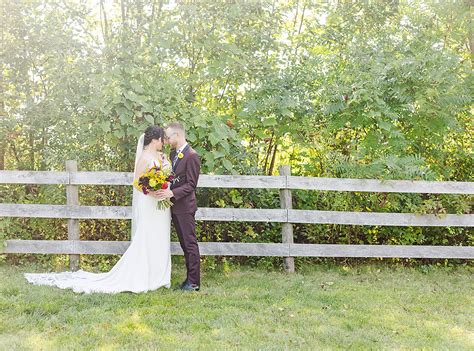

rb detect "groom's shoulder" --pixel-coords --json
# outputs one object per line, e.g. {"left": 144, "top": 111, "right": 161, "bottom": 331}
{"left": 188, "top": 147, "right": 200, "bottom": 165}
{"left": 188, "top": 146, "right": 199, "bottom": 156}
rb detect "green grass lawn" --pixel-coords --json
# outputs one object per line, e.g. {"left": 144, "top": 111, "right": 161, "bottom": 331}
{"left": 0, "top": 261, "right": 473, "bottom": 350}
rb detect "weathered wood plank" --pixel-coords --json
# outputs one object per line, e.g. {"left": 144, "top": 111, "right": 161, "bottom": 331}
{"left": 0, "top": 171, "right": 68, "bottom": 184}
{"left": 4, "top": 240, "right": 472, "bottom": 258}
{"left": 2, "top": 170, "right": 473, "bottom": 195}
{"left": 4, "top": 240, "right": 76, "bottom": 254}
{"left": 194, "top": 242, "right": 289, "bottom": 256}
{"left": 1, "top": 204, "right": 473, "bottom": 226}
{"left": 0, "top": 171, "right": 287, "bottom": 188}
{"left": 70, "top": 171, "right": 133, "bottom": 185}
{"left": 196, "top": 208, "right": 287, "bottom": 222}
{"left": 289, "top": 210, "right": 474, "bottom": 227}
{"left": 197, "top": 175, "right": 286, "bottom": 188}
{"left": 71, "top": 173, "right": 288, "bottom": 188}
{"left": 0, "top": 204, "right": 287, "bottom": 222}
{"left": 290, "top": 244, "right": 474, "bottom": 259}
{"left": 288, "top": 176, "right": 474, "bottom": 194}
{"left": 0, "top": 204, "right": 132, "bottom": 219}
{"left": 72, "top": 173, "right": 286, "bottom": 187}
{"left": 3, "top": 240, "right": 289, "bottom": 256}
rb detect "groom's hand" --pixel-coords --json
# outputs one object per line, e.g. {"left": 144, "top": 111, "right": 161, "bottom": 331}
{"left": 155, "top": 189, "right": 174, "bottom": 200}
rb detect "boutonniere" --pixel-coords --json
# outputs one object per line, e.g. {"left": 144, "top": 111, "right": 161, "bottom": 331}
{"left": 168, "top": 173, "right": 180, "bottom": 184}
{"left": 178, "top": 152, "right": 184, "bottom": 159}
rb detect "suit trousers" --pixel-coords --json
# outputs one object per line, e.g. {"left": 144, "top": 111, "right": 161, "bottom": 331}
{"left": 172, "top": 212, "right": 200, "bottom": 285}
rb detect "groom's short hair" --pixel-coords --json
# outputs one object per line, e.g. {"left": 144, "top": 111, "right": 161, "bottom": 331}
{"left": 167, "top": 122, "right": 185, "bottom": 137}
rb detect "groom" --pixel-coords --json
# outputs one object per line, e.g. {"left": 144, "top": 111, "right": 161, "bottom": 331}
{"left": 154, "top": 122, "right": 201, "bottom": 292}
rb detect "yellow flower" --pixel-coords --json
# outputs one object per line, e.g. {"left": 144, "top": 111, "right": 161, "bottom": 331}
{"left": 178, "top": 152, "right": 184, "bottom": 159}
{"left": 133, "top": 179, "right": 141, "bottom": 191}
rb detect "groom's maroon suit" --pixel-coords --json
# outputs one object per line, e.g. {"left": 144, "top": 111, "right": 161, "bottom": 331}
{"left": 170, "top": 145, "right": 201, "bottom": 286}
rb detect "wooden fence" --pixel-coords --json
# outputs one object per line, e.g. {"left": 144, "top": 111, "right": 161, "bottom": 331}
{"left": 1, "top": 161, "right": 473, "bottom": 272}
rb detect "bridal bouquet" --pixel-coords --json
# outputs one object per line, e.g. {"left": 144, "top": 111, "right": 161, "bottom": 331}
{"left": 133, "top": 160, "right": 177, "bottom": 210}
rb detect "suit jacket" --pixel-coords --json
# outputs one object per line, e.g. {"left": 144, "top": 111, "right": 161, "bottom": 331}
{"left": 169, "top": 145, "right": 200, "bottom": 214}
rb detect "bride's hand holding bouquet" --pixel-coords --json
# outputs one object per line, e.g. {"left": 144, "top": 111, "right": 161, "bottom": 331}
{"left": 133, "top": 159, "right": 177, "bottom": 210}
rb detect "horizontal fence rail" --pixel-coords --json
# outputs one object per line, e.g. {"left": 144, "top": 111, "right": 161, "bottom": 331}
{"left": 0, "top": 204, "right": 472, "bottom": 227}
{"left": 4, "top": 240, "right": 473, "bottom": 259}
{"left": 1, "top": 166, "right": 473, "bottom": 270}
{"left": 1, "top": 170, "right": 474, "bottom": 194}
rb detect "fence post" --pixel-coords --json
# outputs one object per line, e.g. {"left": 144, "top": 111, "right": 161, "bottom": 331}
{"left": 279, "top": 165, "right": 295, "bottom": 273}
{"left": 66, "top": 160, "right": 80, "bottom": 271}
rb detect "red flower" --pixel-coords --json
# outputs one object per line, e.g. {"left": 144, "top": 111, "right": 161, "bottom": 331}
{"left": 142, "top": 186, "right": 148, "bottom": 194}
{"left": 168, "top": 175, "right": 174, "bottom": 181}
{"left": 161, "top": 183, "right": 168, "bottom": 189}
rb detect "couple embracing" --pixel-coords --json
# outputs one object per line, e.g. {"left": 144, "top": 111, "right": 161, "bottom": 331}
{"left": 24, "top": 123, "right": 201, "bottom": 294}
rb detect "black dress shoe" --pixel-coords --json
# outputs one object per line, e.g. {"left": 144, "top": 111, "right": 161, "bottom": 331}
{"left": 172, "top": 279, "right": 188, "bottom": 291}
{"left": 173, "top": 279, "right": 188, "bottom": 290}
{"left": 180, "top": 282, "right": 200, "bottom": 291}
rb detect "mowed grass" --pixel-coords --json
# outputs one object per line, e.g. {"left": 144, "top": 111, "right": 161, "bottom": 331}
{"left": 0, "top": 261, "right": 473, "bottom": 350}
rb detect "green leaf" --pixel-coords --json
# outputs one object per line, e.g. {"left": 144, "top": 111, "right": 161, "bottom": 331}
{"left": 145, "top": 115, "right": 155, "bottom": 124}
{"left": 209, "top": 133, "right": 221, "bottom": 146}
{"left": 377, "top": 119, "right": 392, "bottom": 131}
{"left": 231, "top": 194, "right": 242, "bottom": 205}
{"left": 215, "top": 199, "right": 226, "bottom": 208}
{"left": 131, "top": 81, "right": 144, "bottom": 94}
{"left": 100, "top": 121, "right": 110, "bottom": 132}
{"left": 263, "top": 117, "right": 277, "bottom": 126}
{"left": 187, "top": 131, "right": 197, "bottom": 142}
{"left": 222, "top": 159, "right": 233, "bottom": 171}
{"left": 280, "top": 108, "right": 292, "bottom": 117}
{"left": 113, "top": 129, "right": 125, "bottom": 138}
{"left": 212, "top": 150, "right": 225, "bottom": 159}
{"left": 118, "top": 111, "right": 132, "bottom": 125}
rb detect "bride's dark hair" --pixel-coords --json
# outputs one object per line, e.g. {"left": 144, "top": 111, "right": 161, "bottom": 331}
{"left": 143, "top": 125, "right": 165, "bottom": 146}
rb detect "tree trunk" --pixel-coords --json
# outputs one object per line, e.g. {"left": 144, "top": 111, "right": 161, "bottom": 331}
{"left": 29, "top": 130, "right": 34, "bottom": 168}
{"left": 263, "top": 133, "right": 274, "bottom": 173}
{"left": 100, "top": 0, "right": 109, "bottom": 43}
{"left": 0, "top": 140, "right": 5, "bottom": 170}
{"left": 268, "top": 143, "right": 278, "bottom": 175}
{"left": 0, "top": 83, "right": 4, "bottom": 170}
{"left": 40, "top": 126, "right": 47, "bottom": 170}
{"left": 26, "top": 130, "right": 38, "bottom": 195}
{"left": 467, "top": 0, "right": 474, "bottom": 65}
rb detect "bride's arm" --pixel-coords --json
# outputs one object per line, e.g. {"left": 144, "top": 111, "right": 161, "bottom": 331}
{"left": 134, "top": 157, "right": 149, "bottom": 180}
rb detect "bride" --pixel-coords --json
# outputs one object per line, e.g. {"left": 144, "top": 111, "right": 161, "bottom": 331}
{"left": 24, "top": 126, "right": 172, "bottom": 294}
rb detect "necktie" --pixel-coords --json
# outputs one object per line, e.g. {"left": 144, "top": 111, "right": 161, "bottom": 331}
{"left": 172, "top": 150, "right": 180, "bottom": 169}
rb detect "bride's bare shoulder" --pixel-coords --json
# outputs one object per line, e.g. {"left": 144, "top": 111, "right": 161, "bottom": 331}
{"left": 137, "top": 153, "right": 154, "bottom": 169}
{"left": 138, "top": 153, "right": 151, "bottom": 164}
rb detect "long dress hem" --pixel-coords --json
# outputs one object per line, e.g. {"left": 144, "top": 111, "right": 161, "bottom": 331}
{"left": 23, "top": 158, "right": 172, "bottom": 294}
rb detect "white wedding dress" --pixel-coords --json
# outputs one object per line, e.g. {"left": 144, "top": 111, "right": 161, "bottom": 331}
{"left": 24, "top": 135, "right": 172, "bottom": 294}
